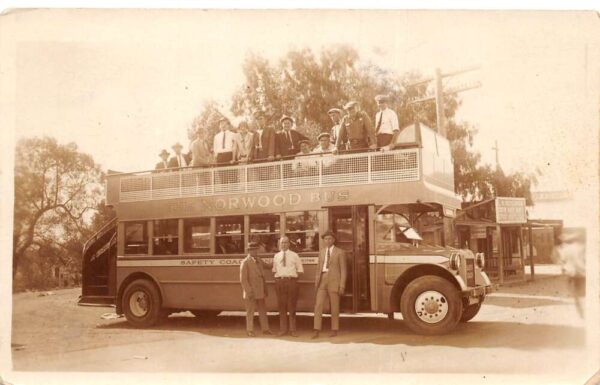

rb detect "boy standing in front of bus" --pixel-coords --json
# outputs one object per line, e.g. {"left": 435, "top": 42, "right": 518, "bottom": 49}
{"left": 240, "top": 242, "right": 273, "bottom": 337}
{"left": 272, "top": 236, "right": 304, "bottom": 337}
{"left": 312, "top": 231, "right": 346, "bottom": 339}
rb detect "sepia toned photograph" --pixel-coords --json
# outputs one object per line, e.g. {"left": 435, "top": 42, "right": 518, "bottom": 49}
{"left": 0, "top": 7, "right": 598, "bottom": 385}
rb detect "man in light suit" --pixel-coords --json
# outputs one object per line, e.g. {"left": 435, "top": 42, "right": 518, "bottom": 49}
{"left": 240, "top": 242, "right": 273, "bottom": 337}
{"left": 312, "top": 230, "right": 347, "bottom": 338}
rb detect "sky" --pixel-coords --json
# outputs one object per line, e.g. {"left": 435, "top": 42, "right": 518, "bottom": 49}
{"left": 4, "top": 9, "right": 599, "bottom": 194}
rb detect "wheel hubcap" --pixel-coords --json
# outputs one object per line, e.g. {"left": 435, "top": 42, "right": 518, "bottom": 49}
{"left": 129, "top": 290, "right": 149, "bottom": 317}
{"left": 414, "top": 290, "right": 449, "bottom": 324}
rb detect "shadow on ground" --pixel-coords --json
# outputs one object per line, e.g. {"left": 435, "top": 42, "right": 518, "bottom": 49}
{"left": 98, "top": 313, "right": 584, "bottom": 351}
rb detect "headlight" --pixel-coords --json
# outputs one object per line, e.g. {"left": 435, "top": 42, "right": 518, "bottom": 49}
{"left": 449, "top": 253, "right": 461, "bottom": 270}
{"left": 475, "top": 252, "right": 485, "bottom": 269}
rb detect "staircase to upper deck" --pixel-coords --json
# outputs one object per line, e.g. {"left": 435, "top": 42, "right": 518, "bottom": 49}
{"left": 78, "top": 217, "right": 117, "bottom": 306}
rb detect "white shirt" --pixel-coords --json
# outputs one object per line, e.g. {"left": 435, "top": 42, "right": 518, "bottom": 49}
{"left": 272, "top": 249, "right": 304, "bottom": 278}
{"left": 175, "top": 153, "right": 189, "bottom": 167}
{"left": 256, "top": 128, "right": 264, "bottom": 149}
{"left": 330, "top": 123, "right": 341, "bottom": 144}
{"left": 375, "top": 107, "right": 399, "bottom": 135}
{"left": 213, "top": 130, "right": 235, "bottom": 154}
{"left": 312, "top": 144, "right": 336, "bottom": 154}
{"left": 322, "top": 246, "right": 334, "bottom": 273}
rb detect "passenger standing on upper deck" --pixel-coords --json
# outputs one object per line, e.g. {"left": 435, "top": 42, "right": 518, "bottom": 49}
{"left": 240, "top": 242, "right": 273, "bottom": 337}
{"left": 252, "top": 110, "right": 276, "bottom": 162}
{"left": 277, "top": 115, "right": 308, "bottom": 160}
{"left": 272, "top": 236, "right": 304, "bottom": 337}
{"left": 155, "top": 149, "right": 170, "bottom": 171}
{"left": 327, "top": 108, "right": 343, "bottom": 148}
{"left": 232, "top": 120, "right": 254, "bottom": 164}
{"left": 374, "top": 94, "right": 400, "bottom": 150}
{"left": 190, "top": 129, "right": 212, "bottom": 167}
{"left": 335, "top": 101, "right": 377, "bottom": 153}
{"left": 168, "top": 142, "right": 190, "bottom": 168}
{"left": 312, "top": 132, "right": 336, "bottom": 154}
{"left": 213, "top": 117, "right": 235, "bottom": 165}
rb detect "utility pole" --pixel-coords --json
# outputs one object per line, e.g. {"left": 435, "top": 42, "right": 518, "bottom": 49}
{"left": 407, "top": 66, "right": 481, "bottom": 138}
{"left": 492, "top": 140, "right": 500, "bottom": 170}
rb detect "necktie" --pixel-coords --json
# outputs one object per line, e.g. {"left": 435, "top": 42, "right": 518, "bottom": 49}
{"left": 326, "top": 247, "right": 331, "bottom": 269}
{"left": 282, "top": 251, "right": 287, "bottom": 267}
{"left": 376, "top": 111, "right": 383, "bottom": 131}
{"left": 287, "top": 131, "right": 293, "bottom": 148}
{"left": 222, "top": 132, "right": 226, "bottom": 149}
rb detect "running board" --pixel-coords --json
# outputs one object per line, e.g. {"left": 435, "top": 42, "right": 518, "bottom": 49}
{"left": 78, "top": 295, "right": 115, "bottom": 307}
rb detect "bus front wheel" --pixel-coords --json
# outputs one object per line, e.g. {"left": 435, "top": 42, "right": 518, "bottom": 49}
{"left": 460, "top": 301, "right": 483, "bottom": 322}
{"left": 122, "top": 279, "right": 163, "bottom": 328}
{"left": 400, "top": 275, "right": 462, "bottom": 335}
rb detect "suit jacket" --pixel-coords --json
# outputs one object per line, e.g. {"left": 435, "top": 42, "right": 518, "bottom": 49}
{"left": 276, "top": 129, "right": 308, "bottom": 158}
{"left": 168, "top": 153, "right": 191, "bottom": 168}
{"left": 253, "top": 127, "right": 276, "bottom": 160}
{"left": 232, "top": 132, "right": 255, "bottom": 162}
{"left": 314, "top": 245, "right": 347, "bottom": 293}
{"left": 240, "top": 255, "right": 270, "bottom": 300}
{"left": 190, "top": 138, "right": 212, "bottom": 167}
{"left": 155, "top": 160, "right": 169, "bottom": 171}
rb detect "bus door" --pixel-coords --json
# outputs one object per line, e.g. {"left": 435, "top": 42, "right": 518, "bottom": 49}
{"left": 329, "top": 205, "right": 370, "bottom": 313}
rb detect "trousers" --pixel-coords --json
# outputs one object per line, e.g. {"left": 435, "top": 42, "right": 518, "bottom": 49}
{"left": 377, "top": 133, "right": 393, "bottom": 147}
{"left": 275, "top": 278, "right": 298, "bottom": 332}
{"left": 313, "top": 272, "right": 341, "bottom": 331}
{"left": 244, "top": 297, "right": 269, "bottom": 332}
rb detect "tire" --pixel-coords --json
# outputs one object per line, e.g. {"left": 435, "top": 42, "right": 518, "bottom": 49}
{"left": 122, "top": 279, "right": 163, "bottom": 328}
{"left": 400, "top": 275, "right": 463, "bottom": 335}
{"left": 191, "top": 310, "right": 222, "bottom": 318}
{"left": 460, "top": 301, "right": 483, "bottom": 322}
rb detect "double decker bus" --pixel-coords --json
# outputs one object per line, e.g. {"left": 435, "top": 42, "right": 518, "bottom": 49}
{"left": 79, "top": 123, "right": 493, "bottom": 335}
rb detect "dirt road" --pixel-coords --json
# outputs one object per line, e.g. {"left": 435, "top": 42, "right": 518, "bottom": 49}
{"left": 11, "top": 274, "right": 587, "bottom": 376}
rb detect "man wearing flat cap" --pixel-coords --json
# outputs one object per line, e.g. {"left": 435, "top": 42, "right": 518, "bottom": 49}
{"left": 312, "top": 132, "right": 336, "bottom": 154}
{"left": 240, "top": 242, "right": 273, "bottom": 337}
{"left": 335, "top": 101, "right": 377, "bottom": 152}
{"left": 312, "top": 230, "right": 346, "bottom": 339}
{"left": 276, "top": 115, "right": 308, "bottom": 159}
{"left": 155, "top": 149, "right": 170, "bottom": 171}
{"left": 374, "top": 94, "right": 400, "bottom": 149}
{"left": 327, "top": 108, "right": 343, "bottom": 147}
{"left": 168, "top": 142, "right": 190, "bottom": 168}
{"left": 252, "top": 110, "right": 276, "bottom": 162}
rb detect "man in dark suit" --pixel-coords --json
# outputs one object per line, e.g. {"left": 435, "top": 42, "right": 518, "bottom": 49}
{"left": 276, "top": 115, "right": 308, "bottom": 159}
{"left": 167, "top": 142, "right": 190, "bottom": 168}
{"left": 240, "top": 242, "right": 273, "bottom": 337}
{"left": 155, "top": 149, "right": 170, "bottom": 171}
{"left": 252, "top": 110, "right": 276, "bottom": 162}
{"left": 312, "top": 230, "right": 347, "bottom": 339}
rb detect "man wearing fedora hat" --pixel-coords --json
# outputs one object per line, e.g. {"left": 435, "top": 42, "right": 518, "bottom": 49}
{"left": 155, "top": 149, "right": 170, "bottom": 171}
{"left": 252, "top": 110, "right": 276, "bottom": 162}
{"left": 240, "top": 242, "right": 273, "bottom": 337}
{"left": 168, "top": 142, "right": 190, "bottom": 168}
{"left": 312, "top": 230, "right": 346, "bottom": 339}
{"left": 276, "top": 115, "right": 308, "bottom": 159}
{"left": 327, "top": 108, "right": 343, "bottom": 148}
{"left": 374, "top": 94, "right": 400, "bottom": 149}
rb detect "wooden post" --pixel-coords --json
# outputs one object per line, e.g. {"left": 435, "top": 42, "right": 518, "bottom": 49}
{"left": 496, "top": 225, "right": 504, "bottom": 284}
{"left": 435, "top": 68, "right": 447, "bottom": 137}
{"left": 529, "top": 224, "right": 535, "bottom": 280}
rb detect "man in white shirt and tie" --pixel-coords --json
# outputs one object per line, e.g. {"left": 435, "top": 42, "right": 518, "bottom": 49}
{"left": 272, "top": 236, "right": 304, "bottom": 337}
{"left": 374, "top": 94, "right": 400, "bottom": 149}
{"left": 213, "top": 117, "right": 235, "bottom": 165}
{"left": 312, "top": 230, "right": 346, "bottom": 339}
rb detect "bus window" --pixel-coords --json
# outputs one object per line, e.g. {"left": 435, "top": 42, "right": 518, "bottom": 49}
{"left": 152, "top": 219, "right": 178, "bottom": 255}
{"left": 124, "top": 221, "right": 148, "bottom": 255}
{"left": 250, "top": 214, "right": 280, "bottom": 253}
{"left": 375, "top": 213, "right": 415, "bottom": 253}
{"left": 285, "top": 211, "right": 319, "bottom": 253}
{"left": 215, "top": 216, "right": 244, "bottom": 254}
{"left": 183, "top": 218, "right": 211, "bottom": 253}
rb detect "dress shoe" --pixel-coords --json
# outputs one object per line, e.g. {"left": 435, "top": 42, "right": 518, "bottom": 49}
{"left": 262, "top": 330, "right": 273, "bottom": 335}
{"left": 277, "top": 331, "right": 288, "bottom": 337}
{"left": 329, "top": 331, "right": 338, "bottom": 337}
{"left": 311, "top": 330, "right": 320, "bottom": 339}
{"left": 289, "top": 331, "right": 299, "bottom": 337}
{"left": 247, "top": 331, "right": 256, "bottom": 337}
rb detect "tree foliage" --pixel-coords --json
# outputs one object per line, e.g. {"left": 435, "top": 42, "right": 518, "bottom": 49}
{"left": 13, "top": 137, "right": 104, "bottom": 287}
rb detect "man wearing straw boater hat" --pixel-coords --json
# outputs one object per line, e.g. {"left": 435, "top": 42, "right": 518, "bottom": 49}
{"left": 167, "top": 142, "right": 190, "bottom": 168}
{"left": 312, "top": 230, "right": 346, "bottom": 339}
{"left": 155, "top": 149, "right": 170, "bottom": 171}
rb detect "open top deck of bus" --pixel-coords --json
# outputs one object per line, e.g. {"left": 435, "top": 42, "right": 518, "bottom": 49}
{"left": 105, "top": 123, "right": 460, "bottom": 220}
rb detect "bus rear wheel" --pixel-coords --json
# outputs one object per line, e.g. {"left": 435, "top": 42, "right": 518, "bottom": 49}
{"left": 400, "top": 275, "right": 462, "bottom": 335}
{"left": 460, "top": 301, "right": 483, "bottom": 322}
{"left": 122, "top": 279, "right": 163, "bottom": 328}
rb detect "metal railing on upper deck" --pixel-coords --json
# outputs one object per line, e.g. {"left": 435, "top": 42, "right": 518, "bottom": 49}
{"left": 118, "top": 148, "right": 420, "bottom": 203}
